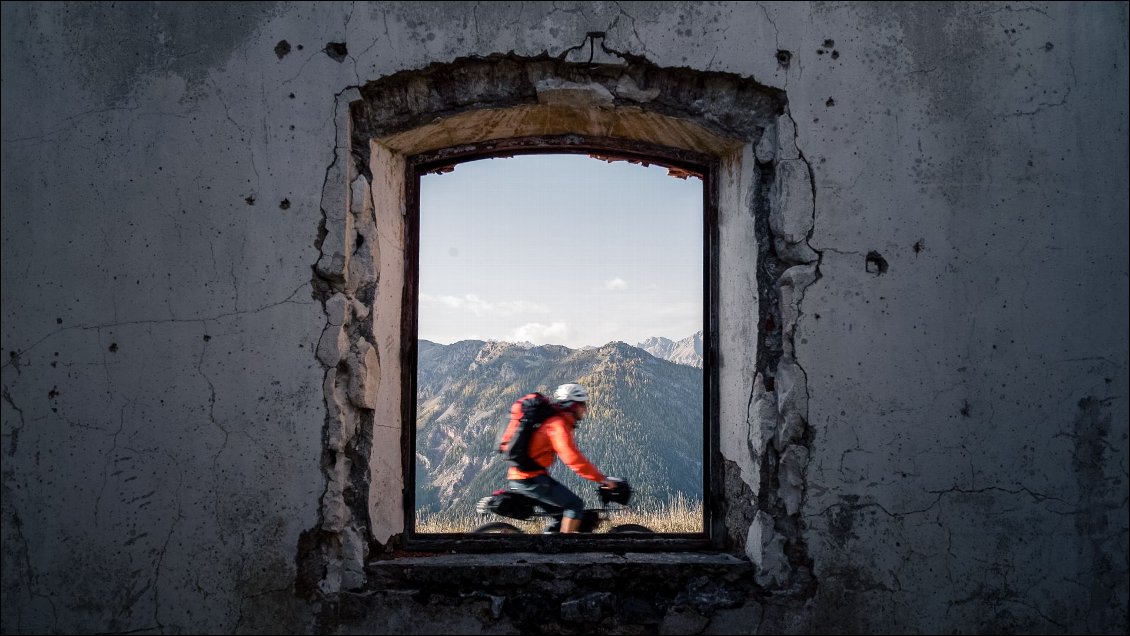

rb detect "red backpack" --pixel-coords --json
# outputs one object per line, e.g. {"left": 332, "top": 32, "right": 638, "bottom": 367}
{"left": 499, "top": 393, "right": 556, "bottom": 472}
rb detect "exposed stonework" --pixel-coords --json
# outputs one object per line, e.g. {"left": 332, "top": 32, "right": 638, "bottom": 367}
{"left": 301, "top": 51, "right": 832, "bottom": 615}
{"left": 330, "top": 553, "right": 758, "bottom": 635}
{"left": 303, "top": 88, "right": 378, "bottom": 599}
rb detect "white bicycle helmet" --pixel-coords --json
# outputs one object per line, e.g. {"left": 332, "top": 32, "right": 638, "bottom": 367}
{"left": 553, "top": 383, "right": 589, "bottom": 407}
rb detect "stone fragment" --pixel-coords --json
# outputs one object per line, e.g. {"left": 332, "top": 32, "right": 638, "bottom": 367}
{"left": 778, "top": 444, "right": 810, "bottom": 516}
{"left": 774, "top": 356, "right": 809, "bottom": 451}
{"left": 675, "top": 576, "right": 746, "bottom": 614}
{"left": 776, "top": 113, "right": 800, "bottom": 161}
{"left": 778, "top": 263, "right": 819, "bottom": 356}
{"left": 775, "top": 237, "right": 819, "bottom": 266}
{"left": 320, "top": 454, "right": 351, "bottom": 532}
{"left": 351, "top": 297, "right": 370, "bottom": 320}
{"left": 754, "top": 123, "right": 777, "bottom": 163}
{"left": 559, "top": 591, "right": 615, "bottom": 623}
{"left": 318, "top": 557, "right": 342, "bottom": 595}
{"left": 340, "top": 526, "right": 367, "bottom": 590}
{"left": 316, "top": 324, "right": 348, "bottom": 367}
{"left": 315, "top": 249, "right": 347, "bottom": 283}
{"left": 770, "top": 159, "right": 814, "bottom": 247}
{"left": 326, "top": 292, "right": 350, "bottom": 326}
{"left": 347, "top": 340, "right": 379, "bottom": 409}
{"left": 535, "top": 78, "right": 615, "bottom": 108}
{"left": 747, "top": 511, "right": 789, "bottom": 588}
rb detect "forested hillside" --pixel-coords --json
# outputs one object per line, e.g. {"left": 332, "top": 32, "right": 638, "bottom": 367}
{"left": 415, "top": 339, "right": 704, "bottom": 518}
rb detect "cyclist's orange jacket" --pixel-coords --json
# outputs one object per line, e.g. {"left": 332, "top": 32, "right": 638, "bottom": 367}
{"left": 499, "top": 405, "right": 606, "bottom": 482}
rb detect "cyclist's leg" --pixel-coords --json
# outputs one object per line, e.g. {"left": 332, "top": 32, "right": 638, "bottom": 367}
{"left": 509, "top": 474, "right": 585, "bottom": 531}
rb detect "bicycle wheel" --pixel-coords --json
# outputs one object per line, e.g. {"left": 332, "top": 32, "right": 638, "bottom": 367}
{"left": 471, "top": 522, "right": 525, "bottom": 534}
{"left": 609, "top": 523, "right": 655, "bottom": 534}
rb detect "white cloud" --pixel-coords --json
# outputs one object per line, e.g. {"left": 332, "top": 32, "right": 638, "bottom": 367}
{"left": 419, "top": 293, "right": 548, "bottom": 317}
{"left": 601, "top": 278, "right": 628, "bottom": 291}
{"left": 510, "top": 322, "right": 570, "bottom": 344}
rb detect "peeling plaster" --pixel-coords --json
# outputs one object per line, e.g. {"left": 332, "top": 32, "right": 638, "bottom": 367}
{"left": 302, "top": 85, "right": 375, "bottom": 599}
{"left": 306, "top": 54, "right": 811, "bottom": 602}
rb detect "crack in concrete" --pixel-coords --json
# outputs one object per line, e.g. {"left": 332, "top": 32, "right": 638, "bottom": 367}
{"left": 1005, "top": 84, "right": 1072, "bottom": 118}
{"left": 194, "top": 319, "right": 241, "bottom": 545}
{"left": 0, "top": 284, "right": 310, "bottom": 371}
{"left": 471, "top": 1, "right": 482, "bottom": 44}
{"left": 0, "top": 105, "right": 192, "bottom": 144}
{"left": 9, "top": 509, "right": 60, "bottom": 632}
{"left": 974, "top": 4, "right": 1053, "bottom": 20}
{"left": 235, "top": 584, "right": 293, "bottom": 633}
{"left": 93, "top": 401, "right": 131, "bottom": 528}
{"left": 756, "top": 2, "right": 783, "bottom": 73}
{"left": 210, "top": 78, "right": 261, "bottom": 200}
{"left": 1, "top": 387, "right": 26, "bottom": 457}
{"left": 548, "top": 1, "right": 588, "bottom": 18}
{"left": 353, "top": 4, "right": 383, "bottom": 65}
{"left": 343, "top": 3, "right": 363, "bottom": 86}
{"left": 809, "top": 483, "right": 1077, "bottom": 521}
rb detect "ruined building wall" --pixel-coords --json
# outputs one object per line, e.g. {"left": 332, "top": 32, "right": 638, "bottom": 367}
{"left": 2, "top": 2, "right": 1126, "bottom": 634}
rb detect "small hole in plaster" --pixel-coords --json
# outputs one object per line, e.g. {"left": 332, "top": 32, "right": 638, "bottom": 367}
{"left": 275, "top": 40, "right": 292, "bottom": 59}
{"left": 776, "top": 50, "right": 792, "bottom": 67}
{"left": 865, "top": 251, "right": 889, "bottom": 275}
{"left": 325, "top": 42, "right": 348, "bottom": 63}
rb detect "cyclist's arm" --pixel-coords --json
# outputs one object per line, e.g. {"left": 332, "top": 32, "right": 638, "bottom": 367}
{"left": 545, "top": 419, "right": 606, "bottom": 482}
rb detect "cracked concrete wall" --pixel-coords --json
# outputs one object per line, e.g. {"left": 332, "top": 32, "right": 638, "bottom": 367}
{"left": 1, "top": 2, "right": 1126, "bottom": 635}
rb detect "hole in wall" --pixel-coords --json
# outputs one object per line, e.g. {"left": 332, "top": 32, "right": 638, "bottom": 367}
{"left": 865, "top": 251, "right": 888, "bottom": 275}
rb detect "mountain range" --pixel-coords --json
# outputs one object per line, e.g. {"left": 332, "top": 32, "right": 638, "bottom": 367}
{"left": 635, "top": 331, "right": 703, "bottom": 368}
{"left": 415, "top": 336, "right": 704, "bottom": 519}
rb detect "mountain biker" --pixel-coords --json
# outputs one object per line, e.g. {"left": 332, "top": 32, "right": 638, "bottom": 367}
{"left": 498, "top": 383, "right": 618, "bottom": 533}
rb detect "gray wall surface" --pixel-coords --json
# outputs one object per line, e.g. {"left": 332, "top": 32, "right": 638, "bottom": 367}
{"left": 2, "top": 2, "right": 1126, "bottom": 634}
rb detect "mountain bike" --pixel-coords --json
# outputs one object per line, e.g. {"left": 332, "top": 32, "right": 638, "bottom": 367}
{"left": 472, "top": 479, "right": 655, "bottom": 534}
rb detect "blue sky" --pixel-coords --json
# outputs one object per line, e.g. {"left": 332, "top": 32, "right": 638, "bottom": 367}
{"left": 419, "top": 154, "right": 703, "bottom": 349}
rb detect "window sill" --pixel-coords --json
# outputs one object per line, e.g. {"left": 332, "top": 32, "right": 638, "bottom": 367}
{"left": 366, "top": 551, "right": 752, "bottom": 589}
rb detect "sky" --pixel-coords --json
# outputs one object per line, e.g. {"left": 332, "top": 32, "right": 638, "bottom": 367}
{"left": 418, "top": 154, "right": 703, "bottom": 349}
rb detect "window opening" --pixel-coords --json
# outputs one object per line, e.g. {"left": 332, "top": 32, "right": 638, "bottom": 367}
{"left": 404, "top": 141, "right": 717, "bottom": 549}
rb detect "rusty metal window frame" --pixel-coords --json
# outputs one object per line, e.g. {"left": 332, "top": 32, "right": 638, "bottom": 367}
{"left": 400, "top": 134, "right": 722, "bottom": 552}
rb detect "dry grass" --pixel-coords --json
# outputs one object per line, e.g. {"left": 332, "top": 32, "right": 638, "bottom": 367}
{"left": 416, "top": 495, "right": 703, "bottom": 534}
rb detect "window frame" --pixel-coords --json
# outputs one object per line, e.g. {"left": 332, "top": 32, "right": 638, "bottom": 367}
{"left": 400, "top": 135, "right": 722, "bottom": 552}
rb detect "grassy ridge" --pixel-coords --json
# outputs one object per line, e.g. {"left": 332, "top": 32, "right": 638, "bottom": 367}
{"left": 416, "top": 494, "right": 703, "bottom": 534}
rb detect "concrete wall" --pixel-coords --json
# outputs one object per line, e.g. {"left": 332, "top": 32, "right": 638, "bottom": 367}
{"left": 2, "top": 2, "right": 1126, "bottom": 634}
